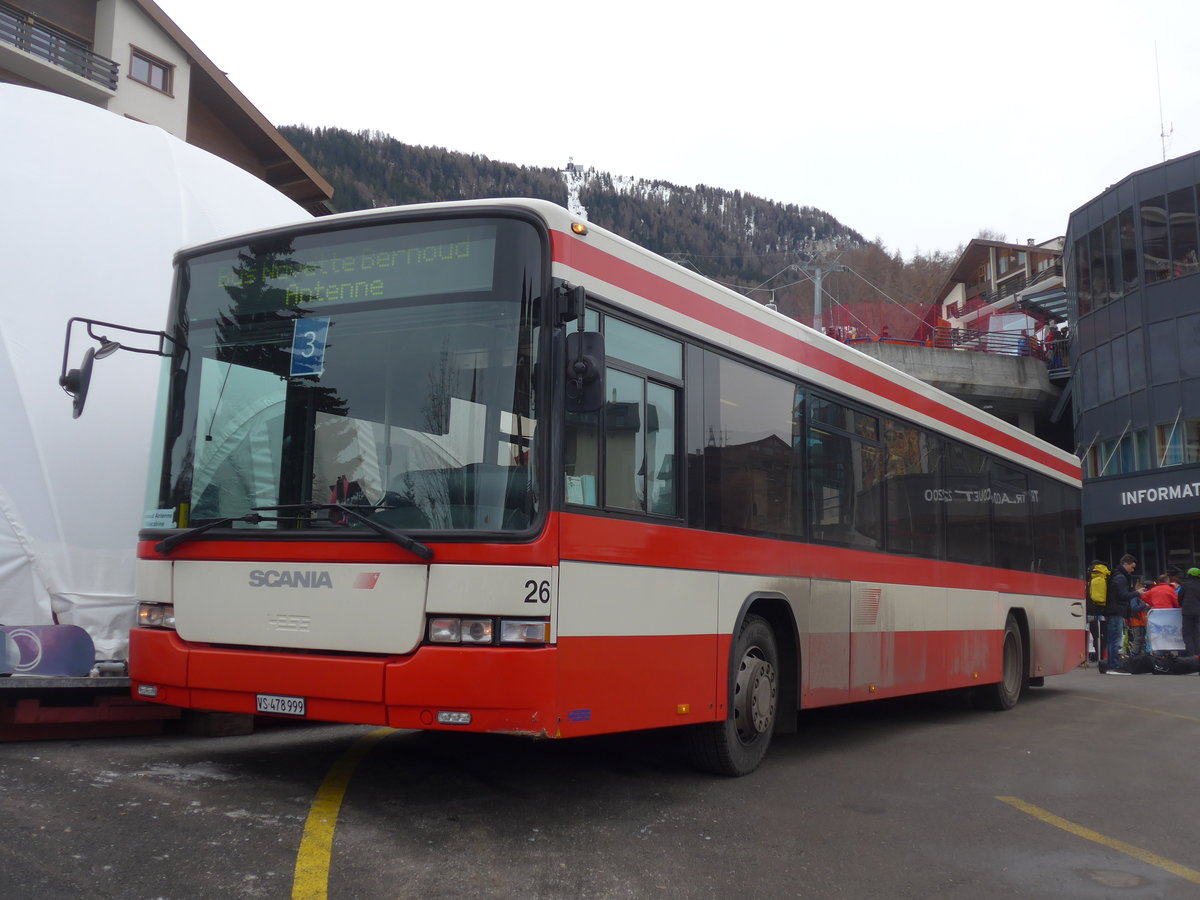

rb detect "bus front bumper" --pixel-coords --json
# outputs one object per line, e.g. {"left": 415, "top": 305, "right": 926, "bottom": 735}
{"left": 129, "top": 628, "right": 558, "bottom": 736}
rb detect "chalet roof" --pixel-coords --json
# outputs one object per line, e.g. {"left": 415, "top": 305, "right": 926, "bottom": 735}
{"left": 135, "top": 0, "right": 334, "bottom": 215}
{"left": 933, "top": 238, "right": 1063, "bottom": 303}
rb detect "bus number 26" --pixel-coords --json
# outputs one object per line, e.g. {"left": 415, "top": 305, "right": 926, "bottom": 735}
{"left": 524, "top": 580, "right": 551, "bottom": 603}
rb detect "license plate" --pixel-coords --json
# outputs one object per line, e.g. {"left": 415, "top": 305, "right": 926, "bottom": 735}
{"left": 256, "top": 693, "right": 306, "bottom": 717}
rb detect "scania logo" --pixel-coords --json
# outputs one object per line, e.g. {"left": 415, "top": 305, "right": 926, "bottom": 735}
{"left": 248, "top": 569, "right": 333, "bottom": 589}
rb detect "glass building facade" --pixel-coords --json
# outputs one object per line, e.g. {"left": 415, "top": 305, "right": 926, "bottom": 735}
{"left": 1066, "top": 149, "right": 1200, "bottom": 574}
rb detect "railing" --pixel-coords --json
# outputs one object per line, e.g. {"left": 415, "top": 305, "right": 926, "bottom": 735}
{"left": 964, "top": 265, "right": 1062, "bottom": 307}
{"left": 0, "top": 2, "right": 118, "bottom": 91}
{"left": 845, "top": 327, "right": 1071, "bottom": 377}
{"left": 1026, "top": 262, "right": 1063, "bottom": 288}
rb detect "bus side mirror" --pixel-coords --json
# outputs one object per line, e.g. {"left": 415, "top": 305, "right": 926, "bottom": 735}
{"left": 60, "top": 346, "right": 99, "bottom": 419}
{"left": 566, "top": 331, "right": 604, "bottom": 413}
{"left": 59, "top": 316, "right": 177, "bottom": 418}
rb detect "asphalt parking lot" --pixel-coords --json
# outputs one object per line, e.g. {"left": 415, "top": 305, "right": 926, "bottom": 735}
{"left": 1, "top": 664, "right": 1197, "bottom": 899}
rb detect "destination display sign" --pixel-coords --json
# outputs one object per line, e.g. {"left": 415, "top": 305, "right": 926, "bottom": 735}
{"left": 209, "top": 223, "right": 498, "bottom": 309}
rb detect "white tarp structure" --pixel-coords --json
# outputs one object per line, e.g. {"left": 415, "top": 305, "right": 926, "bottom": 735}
{"left": 0, "top": 85, "right": 310, "bottom": 662}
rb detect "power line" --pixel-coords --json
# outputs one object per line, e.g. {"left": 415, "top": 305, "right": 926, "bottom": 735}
{"left": 843, "top": 266, "right": 929, "bottom": 324}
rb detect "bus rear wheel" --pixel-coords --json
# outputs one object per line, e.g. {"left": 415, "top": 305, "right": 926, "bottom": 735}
{"left": 975, "top": 614, "right": 1024, "bottom": 711}
{"left": 685, "top": 614, "right": 779, "bottom": 776}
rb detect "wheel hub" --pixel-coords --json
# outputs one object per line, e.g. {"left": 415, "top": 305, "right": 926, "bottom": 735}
{"left": 734, "top": 652, "right": 777, "bottom": 741}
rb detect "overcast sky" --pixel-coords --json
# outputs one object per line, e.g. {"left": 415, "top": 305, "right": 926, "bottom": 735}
{"left": 156, "top": 0, "right": 1200, "bottom": 258}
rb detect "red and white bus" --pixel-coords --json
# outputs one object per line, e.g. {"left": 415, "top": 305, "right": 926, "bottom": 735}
{"left": 79, "top": 199, "right": 1083, "bottom": 775}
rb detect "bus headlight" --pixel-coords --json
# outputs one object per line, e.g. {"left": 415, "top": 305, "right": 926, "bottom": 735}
{"left": 137, "top": 602, "right": 176, "bottom": 629}
{"left": 499, "top": 619, "right": 550, "bottom": 644}
{"left": 428, "top": 617, "right": 460, "bottom": 643}
{"left": 428, "top": 617, "right": 495, "bottom": 644}
{"left": 460, "top": 618, "right": 494, "bottom": 644}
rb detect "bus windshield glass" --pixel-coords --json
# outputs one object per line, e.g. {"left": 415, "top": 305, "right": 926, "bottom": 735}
{"left": 144, "top": 216, "right": 544, "bottom": 536}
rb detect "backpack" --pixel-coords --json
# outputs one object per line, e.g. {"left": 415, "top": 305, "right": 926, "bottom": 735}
{"left": 1088, "top": 565, "right": 1110, "bottom": 609}
{"left": 1123, "top": 655, "right": 1155, "bottom": 674}
{"left": 1152, "top": 655, "right": 1200, "bottom": 675}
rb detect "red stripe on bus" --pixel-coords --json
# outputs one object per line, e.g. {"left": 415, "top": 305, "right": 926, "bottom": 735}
{"left": 551, "top": 230, "right": 1078, "bottom": 481}
{"left": 559, "top": 513, "right": 1081, "bottom": 597}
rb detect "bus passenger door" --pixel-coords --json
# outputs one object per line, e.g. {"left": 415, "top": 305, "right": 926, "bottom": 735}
{"left": 803, "top": 578, "right": 851, "bottom": 707}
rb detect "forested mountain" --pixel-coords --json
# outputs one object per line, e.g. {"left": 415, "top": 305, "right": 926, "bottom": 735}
{"left": 280, "top": 125, "right": 956, "bottom": 334}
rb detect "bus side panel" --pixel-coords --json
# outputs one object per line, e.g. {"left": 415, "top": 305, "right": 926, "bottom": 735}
{"left": 1031, "top": 626, "right": 1087, "bottom": 677}
{"left": 846, "top": 582, "right": 935, "bottom": 702}
{"left": 556, "top": 561, "right": 721, "bottom": 736}
{"left": 850, "top": 629, "right": 1002, "bottom": 702}
{"left": 1028, "top": 594, "right": 1087, "bottom": 676}
{"left": 555, "top": 634, "right": 722, "bottom": 736}
{"left": 803, "top": 580, "right": 852, "bottom": 707}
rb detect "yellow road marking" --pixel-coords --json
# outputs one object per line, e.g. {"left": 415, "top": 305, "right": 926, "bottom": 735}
{"left": 997, "top": 796, "right": 1200, "bottom": 885}
{"left": 292, "top": 727, "right": 397, "bottom": 900}
{"left": 1077, "top": 695, "right": 1200, "bottom": 724}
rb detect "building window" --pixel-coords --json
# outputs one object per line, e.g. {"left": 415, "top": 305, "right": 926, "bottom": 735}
{"left": 1074, "top": 236, "right": 1092, "bottom": 315}
{"left": 1098, "top": 438, "right": 1118, "bottom": 475}
{"left": 1141, "top": 195, "right": 1169, "bottom": 284}
{"left": 1088, "top": 226, "right": 1107, "bottom": 306}
{"left": 129, "top": 48, "right": 172, "bottom": 94}
{"left": 1156, "top": 423, "right": 1183, "bottom": 467}
{"left": 1119, "top": 208, "right": 1139, "bottom": 295}
{"left": 1168, "top": 187, "right": 1199, "bottom": 277}
{"left": 1103, "top": 217, "right": 1122, "bottom": 302}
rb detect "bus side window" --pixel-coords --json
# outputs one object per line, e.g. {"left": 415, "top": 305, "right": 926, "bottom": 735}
{"left": 883, "top": 419, "right": 944, "bottom": 558}
{"left": 564, "top": 409, "right": 599, "bottom": 506}
{"left": 806, "top": 397, "right": 882, "bottom": 549}
{"left": 601, "top": 371, "right": 679, "bottom": 515}
{"left": 605, "top": 370, "right": 646, "bottom": 511}
{"left": 945, "top": 443, "right": 992, "bottom": 565}
{"left": 647, "top": 383, "right": 677, "bottom": 515}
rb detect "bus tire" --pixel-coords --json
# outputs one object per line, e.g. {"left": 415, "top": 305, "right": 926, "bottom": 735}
{"left": 975, "top": 614, "right": 1024, "bottom": 711}
{"left": 685, "top": 614, "right": 779, "bottom": 776}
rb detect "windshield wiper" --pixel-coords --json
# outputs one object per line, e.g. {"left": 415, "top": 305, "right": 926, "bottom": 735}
{"left": 154, "top": 513, "right": 266, "bottom": 554}
{"left": 253, "top": 503, "right": 435, "bottom": 561}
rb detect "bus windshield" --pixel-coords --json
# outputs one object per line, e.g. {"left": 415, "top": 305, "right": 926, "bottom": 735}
{"left": 144, "top": 215, "right": 545, "bottom": 537}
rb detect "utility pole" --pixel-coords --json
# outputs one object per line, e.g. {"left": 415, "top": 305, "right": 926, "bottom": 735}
{"left": 795, "top": 261, "right": 847, "bottom": 332}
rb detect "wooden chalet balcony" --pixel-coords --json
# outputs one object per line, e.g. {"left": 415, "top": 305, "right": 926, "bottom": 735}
{"left": 0, "top": 2, "right": 118, "bottom": 91}
{"left": 966, "top": 264, "right": 1063, "bottom": 307}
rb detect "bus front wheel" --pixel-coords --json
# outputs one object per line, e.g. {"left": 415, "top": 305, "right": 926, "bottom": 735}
{"left": 685, "top": 613, "right": 779, "bottom": 776}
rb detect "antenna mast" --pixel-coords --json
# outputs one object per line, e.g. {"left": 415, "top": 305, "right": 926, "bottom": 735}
{"left": 1156, "top": 42, "right": 1173, "bottom": 162}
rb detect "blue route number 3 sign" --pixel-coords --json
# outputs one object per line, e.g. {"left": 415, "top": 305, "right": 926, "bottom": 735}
{"left": 290, "top": 317, "right": 330, "bottom": 377}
